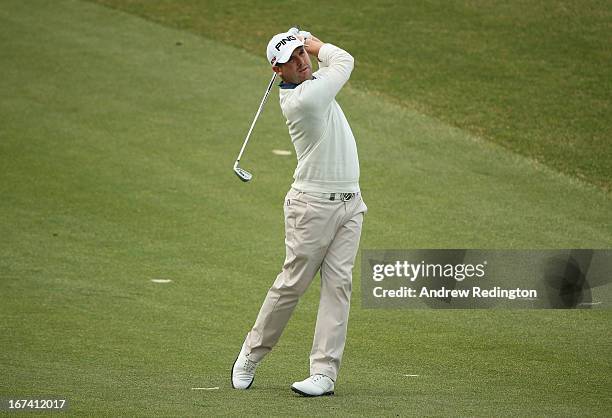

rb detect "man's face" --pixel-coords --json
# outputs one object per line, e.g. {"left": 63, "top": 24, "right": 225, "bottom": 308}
{"left": 274, "top": 46, "right": 312, "bottom": 84}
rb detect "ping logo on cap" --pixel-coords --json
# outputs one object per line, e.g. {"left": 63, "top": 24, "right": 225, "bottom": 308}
{"left": 275, "top": 35, "right": 297, "bottom": 51}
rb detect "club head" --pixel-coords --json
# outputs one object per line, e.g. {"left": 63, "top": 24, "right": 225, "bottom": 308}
{"left": 234, "top": 166, "right": 252, "bottom": 182}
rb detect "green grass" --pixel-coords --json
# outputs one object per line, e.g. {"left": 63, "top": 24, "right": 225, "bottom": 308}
{"left": 1, "top": 0, "right": 611, "bottom": 416}
{"left": 89, "top": 0, "right": 612, "bottom": 192}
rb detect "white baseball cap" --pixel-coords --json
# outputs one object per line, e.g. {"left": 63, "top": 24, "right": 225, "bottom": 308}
{"left": 266, "top": 31, "right": 304, "bottom": 66}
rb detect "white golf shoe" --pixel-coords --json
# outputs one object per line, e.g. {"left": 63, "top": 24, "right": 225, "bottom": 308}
{"left": 231, "top": 344, "right": 258, "bottom": 389}
{"left": 290, "top": 374, "right": 335, "bottom": 397}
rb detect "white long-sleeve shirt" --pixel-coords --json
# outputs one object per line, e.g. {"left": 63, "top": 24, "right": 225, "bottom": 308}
{"left": 278, "top": 43, "right": 360, "bottom": 193}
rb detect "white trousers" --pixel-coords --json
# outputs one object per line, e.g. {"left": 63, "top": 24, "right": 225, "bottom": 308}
{"left": 244, "top": 188, "right": 367, "bottom": 380}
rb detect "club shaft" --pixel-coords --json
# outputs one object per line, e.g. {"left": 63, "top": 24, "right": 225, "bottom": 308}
{"left": 234, "top": 72, "right": 277, "bottom": 166}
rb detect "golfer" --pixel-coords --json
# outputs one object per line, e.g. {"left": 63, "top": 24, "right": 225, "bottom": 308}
{"left": 232, "top": 29, "right": 367, "bottom": 397}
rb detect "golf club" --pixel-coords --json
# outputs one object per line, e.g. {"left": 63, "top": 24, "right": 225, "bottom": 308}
{"left": 233, "top": 72, "right": 277, "bottom": 182}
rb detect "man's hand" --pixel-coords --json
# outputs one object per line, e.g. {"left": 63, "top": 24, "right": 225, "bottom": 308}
{"left": 288, "top": 27, "right": 323, "bottom": 58}
{"left": 302, "top": 34, "right": 323, "bottom": 58}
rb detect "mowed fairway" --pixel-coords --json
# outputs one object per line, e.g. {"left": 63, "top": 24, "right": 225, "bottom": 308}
{"left": 1, "top": 1, "right": 611, "bottom": 416}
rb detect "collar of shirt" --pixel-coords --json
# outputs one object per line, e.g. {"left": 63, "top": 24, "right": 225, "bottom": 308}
{"left": 279, "top": 76, "right": 316, "bottom": 90}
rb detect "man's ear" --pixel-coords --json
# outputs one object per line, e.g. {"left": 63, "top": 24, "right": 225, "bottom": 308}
{"left": 272, "top": 65, "right": 282, "bottom": 77}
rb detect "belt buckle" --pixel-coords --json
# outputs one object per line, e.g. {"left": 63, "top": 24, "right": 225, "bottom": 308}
{"left": 329, "top": 192, "right": 354, "bottom": 201}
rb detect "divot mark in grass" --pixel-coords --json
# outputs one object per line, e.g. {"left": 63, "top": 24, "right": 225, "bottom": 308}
{"left": 151, "top": 278, "right": 172, "bottom": 283}
{"left": 272, "top": 149, "right": 291, "bottom": 156}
